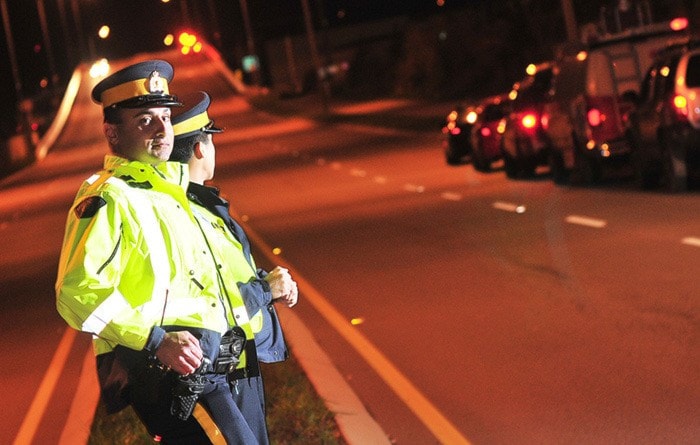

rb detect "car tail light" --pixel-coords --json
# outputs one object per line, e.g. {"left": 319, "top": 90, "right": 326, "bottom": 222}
{"left": 450, "top": 127, "right": 462, "bottom": 135}
{"left": 521, "top": 113, "right": 538, "bottom": 130}
{"left": 587, "top": 108, "right": 603, "bottom": 127}
{"left": 480, "top": 127, "right": 491, "bottom": 137}
{"left": 670, "top": 17, "right": 688, "bottom": 31}
{"left": 672, "top": 94, "right": 689, "bottom": 121}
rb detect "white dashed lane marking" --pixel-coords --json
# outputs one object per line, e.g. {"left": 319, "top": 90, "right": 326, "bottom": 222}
{"left": 317, "top": 158, "right": 696, "bottom": 248}
{"left": 404, "top": 183, "right": 426, "bottom": 193}
{"left": 681, "top": 237, "right": 700, "bottom": 247}
{"left": 565, "top": 215, "right": 607, "bottom": 228}
{"left": 441, "top": 192, "right": 462, "bottom": 201}
{"left": 492, "top": 201, "right": 526, "bottom": 213}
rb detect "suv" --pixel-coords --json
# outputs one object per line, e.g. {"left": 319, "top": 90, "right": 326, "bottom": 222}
{"left": 500, "top": 62, "right": 556, "bottom": 178}
{"left": 627, "top": 40, "right": 700, "bottom": 191}
{"left": 543, "top": 12, "right": 689, "bottom": 185}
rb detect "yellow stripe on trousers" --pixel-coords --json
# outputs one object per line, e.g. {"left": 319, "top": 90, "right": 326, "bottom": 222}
{"left": 192, "top": 404, "right": 227, "bottom": 445}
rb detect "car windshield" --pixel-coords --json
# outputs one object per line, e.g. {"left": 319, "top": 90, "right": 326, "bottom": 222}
{"left": 686, "top": 54, "right": 700, "bottom": 88}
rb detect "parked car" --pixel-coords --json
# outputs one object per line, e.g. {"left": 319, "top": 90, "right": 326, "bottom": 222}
{"left": 542, "top": 12, "right": 690, "bottom": 185}
{"left": 469, "top": 94, "right": 511, "bottom": 172}
{"left": 442, "top": 103, "right": 478, "bottom": 165}
{"left": 500, "top": 62, "right": 556, "bottom": 178}
{"left": 626, "top": 39, "right": 700, "bottom": 191}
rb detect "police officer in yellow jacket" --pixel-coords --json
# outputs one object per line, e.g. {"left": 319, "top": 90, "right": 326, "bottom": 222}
{"left": 169, "top": 92, "right": 299, "bottom": 444}
{"left": 55, "top": 60, "right": 261, "bottom": 444}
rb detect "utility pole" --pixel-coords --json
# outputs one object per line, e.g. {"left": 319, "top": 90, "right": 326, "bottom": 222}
{"left": 57, "top": 0, "right": 76, "bottom": 69}
{"left": 180, "top": 0, "right": 190, "bottom": 26}
{"left": 1, "top": 0, "right": 23, "bottom": 104}
{"left": 561, "top": 0, "right": 578, "bottom": 41}
{"left": 69, "top": 0, "right": 85, "bottom": 61}
{"left": 206, "top": 0, "right": 223, "bottom": 49}
{"left": 1, "top": 0, "right": 35, "bottom": 157}
{"left": 36, "top": 0, "right": 59, "bottom": 89}
{"left": 300, "top": 0, "right": 330, "bottom": 113}
{"left": 238, "top": 0, "right": 260, "bottom": 86}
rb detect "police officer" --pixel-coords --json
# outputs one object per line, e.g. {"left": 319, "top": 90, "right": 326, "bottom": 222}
{"left": 169, "top": 92, "right": 299, "bottom": 443}
{"left": 56, "top": 61, "right": 262, "bottom": 444}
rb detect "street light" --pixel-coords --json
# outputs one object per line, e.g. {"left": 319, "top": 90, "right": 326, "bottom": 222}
{"left": 36, "top": 0, "right": 59, "bottom": 89}
{"left": 98, "top": 25, "right": 110, "bottom": 39}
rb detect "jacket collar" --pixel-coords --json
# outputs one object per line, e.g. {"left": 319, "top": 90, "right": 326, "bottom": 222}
{"left": 103, "top": 155, "right": 189, "bottom": 192}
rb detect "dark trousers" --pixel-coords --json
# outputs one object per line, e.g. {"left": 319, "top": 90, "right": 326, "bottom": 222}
{"left": 231, "top": 375, "right": 270, "bottom": 445}
{"left": 131, "top": 373, "right": 262, "bottom": 444}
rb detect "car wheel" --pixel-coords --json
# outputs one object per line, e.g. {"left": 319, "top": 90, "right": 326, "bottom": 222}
{"left": 446, "top": 153, "right": 462, "bottom": 166}
{"left": 472, "top": 148, "right": 490, "bottom": 172}
{"left": 548, "top": 150, "right": 569, "bottom": 185}
{"left": 445, "top": 146, "right": 463, "bottom": 166}
{"left": 571, "top": 145, "right": 601, "bottom": 185}
{"left": 521, "top": 160, "right": 536, "bottom": 178}
{"left": 660, "top": 134, "right": 687, "bottom": 193}
{"left": 630, "top": 144, "right": 659, "bottom": 190}
{"left": 503, "top": 153, "right": 519, "bottom": 178}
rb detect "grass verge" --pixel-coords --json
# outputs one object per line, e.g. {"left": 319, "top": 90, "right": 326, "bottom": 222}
{"left": 88, "top": 351, "right": 345, "bottom": 444}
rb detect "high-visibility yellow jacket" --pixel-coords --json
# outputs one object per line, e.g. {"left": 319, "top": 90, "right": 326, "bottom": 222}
{"left": 186, "top": 183, "right": 288, "bottom": 363}
{"left": 55, "top": 155, "right": 254, "bottom": 362}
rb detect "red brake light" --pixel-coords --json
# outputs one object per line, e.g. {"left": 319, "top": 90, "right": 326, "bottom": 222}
{"left": 521, "top": 113, "right": 537, "bottom": 129}
{"left": 587, "top": 108, "right": 603, "bottom": 127}
{"left": 670, "top": 17, "right": 688, "bottom": 31}
{"left": 480, "top": 127, "right": 491, "bottom": 137}
{"left": 450, "top": 127, "right": 461, "bottom": 135}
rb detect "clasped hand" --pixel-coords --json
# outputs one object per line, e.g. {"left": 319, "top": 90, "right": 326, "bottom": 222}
{"left": 155, "top": 331, "right": 203, "bottom": 376}
{"left": 265, "top": 266, "right": 299, "bottom": 307}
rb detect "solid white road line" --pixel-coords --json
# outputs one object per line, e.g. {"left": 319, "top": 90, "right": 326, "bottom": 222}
{"left": 58, "top": 348, "right": 100, "bottom": 444}
{"left": 231, "top": 208, "right": 472, "bottom": 445}
{"left": 13, "top": 328, "right": 76, "bottom": 445}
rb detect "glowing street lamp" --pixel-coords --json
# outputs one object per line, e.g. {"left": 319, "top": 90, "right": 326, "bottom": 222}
{"left": 98, "top": 25, "right": 110, "bottom": 39}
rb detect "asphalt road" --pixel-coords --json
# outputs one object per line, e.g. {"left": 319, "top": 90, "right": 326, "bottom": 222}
{"left": 1, "top": 50, "right": 698, "bottom": 444}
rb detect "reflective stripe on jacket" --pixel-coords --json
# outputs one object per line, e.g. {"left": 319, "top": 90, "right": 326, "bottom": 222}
{"left": 55, "top": 155, "right": 252, "bottom": 359}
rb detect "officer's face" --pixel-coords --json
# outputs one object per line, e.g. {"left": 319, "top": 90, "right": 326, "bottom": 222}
{"left": 106, "top": 107, "right": 174, "bottom": 165}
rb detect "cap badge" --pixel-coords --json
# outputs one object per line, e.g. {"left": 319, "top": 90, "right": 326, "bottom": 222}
{"left": 148, "top": 71, "right": 164, "bottom": 94}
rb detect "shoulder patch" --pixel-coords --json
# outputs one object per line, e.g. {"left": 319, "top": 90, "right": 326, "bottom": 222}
{"left": 74, "top": 196, "right": 107, "bottom": 219}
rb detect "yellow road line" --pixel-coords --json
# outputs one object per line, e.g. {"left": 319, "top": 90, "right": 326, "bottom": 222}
{"left": 234, "top": 211, "right": 471, "bottom": 445}
{"left": 13, "top": 327, "right": 77, "bottom": 445}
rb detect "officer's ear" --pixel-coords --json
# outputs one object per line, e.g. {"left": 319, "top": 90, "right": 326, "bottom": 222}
{"left": 193, "top": 141, "right": 205, "bottom": 160}
{"left": 104, "top": 123, "right": 118, "bottom": 146}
